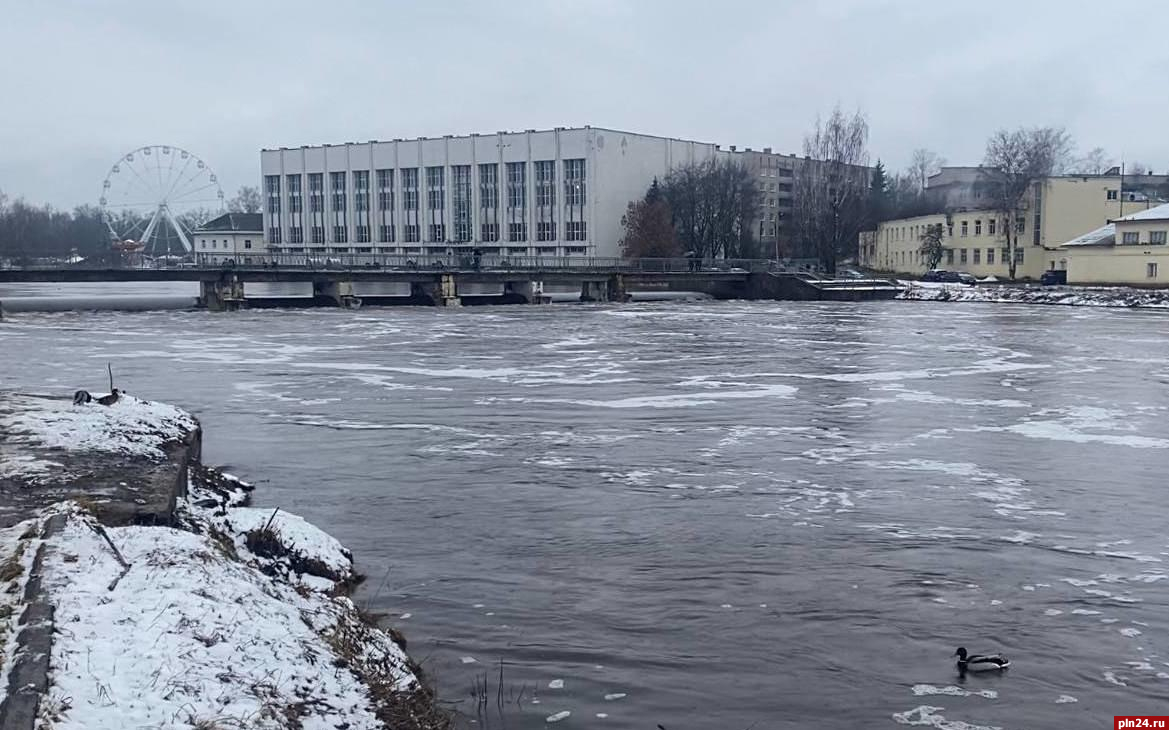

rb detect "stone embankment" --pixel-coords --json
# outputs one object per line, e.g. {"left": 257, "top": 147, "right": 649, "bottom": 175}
{"left": 898, "top": 282, "right": 1169, "bottom": 308}
{"left": 0, "top": 392, "right": 448, "bottom": 729}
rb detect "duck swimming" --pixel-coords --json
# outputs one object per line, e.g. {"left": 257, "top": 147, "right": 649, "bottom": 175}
{"left": 954, "top": 647, "right": 1010, "bottom": 672}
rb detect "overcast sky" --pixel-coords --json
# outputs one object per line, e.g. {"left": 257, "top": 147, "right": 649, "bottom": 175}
{"left": 3, "top": 0, "right": 1168, "bottom": 209}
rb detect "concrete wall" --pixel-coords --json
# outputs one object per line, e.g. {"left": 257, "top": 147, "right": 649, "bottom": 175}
{"left": 1065, "top": 245, "right": 1169, "bottom": 285}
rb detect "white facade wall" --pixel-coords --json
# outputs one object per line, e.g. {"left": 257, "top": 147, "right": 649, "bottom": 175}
{"left": 194, "top": 230, "right": 263, "bottom": 264}
{"left": 260, "top": 127, "right": 726, "bottom": 258}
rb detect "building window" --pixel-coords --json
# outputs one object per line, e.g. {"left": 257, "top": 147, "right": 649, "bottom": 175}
{"left": 566, "top": 221, "right": 587, "bottom": 241}
{"left": 265, "top": 175, "right": 281, "bottom": 214}
{"left": 425, "top": 166, "right": 445, "bottom": 211}
{"left": 479, "top": 163, "right": 499, "bottom": 208}
{"left": 286, "top": 174, "right": 302, "bottom": 214}
{"left": 534, "top": 161, "right": 555, "bottom": 207}
{"left": 481, "top": 222, "right": 499, "bottom": 242}
{"left": 988, "top": 218, "right": 996, "bottom": 236}
{"left": 973, "top": 248, "right": 981, "bottom": 264}
{"left": 508, "top": 222, "right": 527, "bottom": 242}
{"left": 1014, "top": 247, "right": 1024, "bottom": 263}
{"left": 1151, "top": 231, "right": 1167, "bottom": 245}
{"left": 506, "top": 162, "right": 526, "bottom": 209}
{"left": 353, "top": 171, "right": 370, "bottom": 212}
{"left": 402, "top": 169, "right": 419, "bottom": 210}
{"left": 330, "top": 172, "right": 346, "bottom": 213}
{"left": 376, "top": 169, "right": 395, "bottom": 211}
{"left": 426, "top": 224, "right": 444, "bottom": 242}
{"left": 289, "top": 227, "right": 304, "bottom": 244}
{"left": 947, "top": 224, "right": 953, "bottom": 238}
{"left": 1148, "top": 262, "right": 1159, "bottom": 278}
{"left": 404, "top": 224, "right": 420, "bottom": 243}
{"left": 1015, "top": 216, "right": 1025, "bottom": 234}
{"left": 986, "top": 248, "right": 994, "bottom": 265}
{"left": 310, "top": 226, "right": 324, "bottom": 244}
{"left": 974, "top": 220, "right": 982, "bottom": 236}
{"left": 452, "top": 165, "right": 472, "bottom": 242}
{"left": 268, "top": 227, "right": 281, "bottom": 244}
{"left": 1122, "top": 231, "right": 1140, "bottom": 244}
{"left": 332, "top": 225, "right": 347, "bottom": 242}
{"left": 945, "top": 249, "right": 954, "bottom": 265}
{"left": 536, "top": 221, "right": 556, "bottom": 242}
{"left": 564, "top": 159, "right": 586, "bottom": 206}
{"left": 308, "top": 173, "right": 324, "bottom": 214}
{"left": 959, "top": 248, "right": 968, "bottom": 264}
{"left": 244, "top": 240, "right": 252, "bottom": 249}
{"left": 356, "top": 225, "right": 371, "bottom": 243}
{"left": 1107, "top": 189, "right": 1119, "bottom": 200}
{"left": 1001, "top": 247, "right": 1009, "bottom": 262}
{"left": 960, "top": 221, "right": 968, "bottom": 237}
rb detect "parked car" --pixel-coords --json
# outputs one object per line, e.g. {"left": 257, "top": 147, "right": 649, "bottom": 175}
{"left": 955, "top": 272, "right": 977, "bottom": 285}
{"left": 921, "top": 269, "right": 949, "bottom": 282}
{"left": 1040, "top": 269, "right": 1068, "bottom": 286}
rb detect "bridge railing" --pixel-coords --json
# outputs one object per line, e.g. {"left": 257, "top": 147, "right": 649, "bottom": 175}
{"left": 185, "top": 253, "right": 825, "bottom": 275}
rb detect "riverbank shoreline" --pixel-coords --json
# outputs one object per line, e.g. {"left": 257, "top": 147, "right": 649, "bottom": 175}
{"left": 897, "top": 281, "right": 1169, "bottom": 308}
{"left": 0, "top": 392, "right": 449, "bottom": 729}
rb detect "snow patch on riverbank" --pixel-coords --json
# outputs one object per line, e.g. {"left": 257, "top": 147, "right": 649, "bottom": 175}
{"left": 1, "top": 393, "right": 197, "bottom": 460}
{"left": 34, "top": 501, "right": 423, "bottom": 729}
{"left": 899, "top": 282, "right": 1169, "bottom": 309}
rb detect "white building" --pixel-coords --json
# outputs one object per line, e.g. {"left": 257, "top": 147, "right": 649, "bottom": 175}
{"left": 193, "top": 213, "right": 264, "bottom": 264}
{"left": 260, "top": 126, "right": 781, "bottom": 259}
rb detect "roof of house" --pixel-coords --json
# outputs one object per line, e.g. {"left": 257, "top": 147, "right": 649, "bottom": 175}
{"left": 1112, "top": 202, "right": 1169, "bottom": 223}
{"left": 194, "top": 212, "right": 263, "bottom": 233}
{"left": 1060, "top": 223, "right": 1116, "bottom": 247}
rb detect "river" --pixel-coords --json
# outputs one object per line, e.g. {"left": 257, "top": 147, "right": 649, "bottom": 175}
{"left": 2, "top": 297, "right": 1167, "bottom": 729}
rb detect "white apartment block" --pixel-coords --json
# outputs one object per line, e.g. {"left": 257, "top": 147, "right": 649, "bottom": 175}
{"left": 260, "top": 126, "right": 750, "bottom": 259}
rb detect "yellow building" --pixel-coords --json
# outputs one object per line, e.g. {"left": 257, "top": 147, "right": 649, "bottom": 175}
{"left": 1060, "top": 203, "right": 1169, "bottom": 286}
{"left": 862, "top": 172, "right": 1159, "bottom": 279}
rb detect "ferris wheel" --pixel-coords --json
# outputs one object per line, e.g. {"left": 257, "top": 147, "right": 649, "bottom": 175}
{"left": 99, "top": 145, "right": 225, "bottom": 257}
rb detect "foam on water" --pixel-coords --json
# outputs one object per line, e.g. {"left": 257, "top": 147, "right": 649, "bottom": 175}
{"left": 892, "top": 705, "right": 1001, "bottom": 730}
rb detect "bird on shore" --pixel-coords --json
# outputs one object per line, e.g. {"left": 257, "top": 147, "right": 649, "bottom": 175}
{"left": 954, "top": 647, "right": 1010, "bottom": 672}
{"left": 73, "top": 390, "right": 92, "bottom": 405}
{"left": 96, "top": 388, "right": 120, "bottom": 406}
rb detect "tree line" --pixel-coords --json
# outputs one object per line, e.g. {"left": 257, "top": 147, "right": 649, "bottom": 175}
{"left": 0, "top": 186, "right": 259, "bottom": 263}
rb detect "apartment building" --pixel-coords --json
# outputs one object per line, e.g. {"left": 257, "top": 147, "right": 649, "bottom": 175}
{"left": 862, "top": 171, "right": 1161, "bottom": 279}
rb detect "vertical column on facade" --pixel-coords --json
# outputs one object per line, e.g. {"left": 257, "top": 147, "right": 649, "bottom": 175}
{"left": 345, "top": 144, "right": 354, "bottom": 252}
{"left": 526, "top": 131, "right": 535, "bottom": 256}
{"left": 470, "top": 134, "right": 480, "bottom": 250}
{"left": 444, "top": 135, "right": 453, "bottom": 251}
{"left": 587, "top": 129, "right": 597, "bottom": 258}
{"left": 555, "top": 128, "right": 565, "bottom": 256}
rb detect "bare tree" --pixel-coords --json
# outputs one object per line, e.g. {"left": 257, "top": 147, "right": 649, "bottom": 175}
{"left": 918, "top": 223, "right": 945, "bottom": 270}
{"left": 908, "top": 148, "right": 946, "bottom": 192}
{"left": 660, "top": 159, "right": 760, "bottom": 259}
{"left": 792, "top": 107, "right": 871, "bottom": 273}
{"left": 620, "top": 180, "right": 681, "bottom": 258}
{"left": 1128, "top": 161, "right": 1150, "bottom": 177}
{"left": 981, "top": 126, "right": 1072, "bottom": 280}
{"left": 1072, "top": 147, "right": 1114, "bottom": 175}
{"left": 227, "top": 185, "right": 261, "bottom": 214}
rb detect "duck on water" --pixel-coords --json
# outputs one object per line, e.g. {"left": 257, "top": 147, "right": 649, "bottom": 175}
{"left": 954, "top": 647, "right": 1011, "bottom": 672}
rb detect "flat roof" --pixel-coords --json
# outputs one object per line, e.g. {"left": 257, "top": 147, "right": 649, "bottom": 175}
{"left": 1112, "top": 201, "right": 1169, "bottom": 223}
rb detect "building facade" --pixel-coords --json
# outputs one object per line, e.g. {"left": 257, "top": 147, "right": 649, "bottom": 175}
{"left": 1060, "top": 203, "right": 1169, "bottom": 285}
{"left": 193, "top": 213, "right": 264, "bottom": 265}
{"left": 260, "top": 127, "right": 748, "bottom": 260}
{"left": 862, "top": 172, "right": 1162, "bottom": 279}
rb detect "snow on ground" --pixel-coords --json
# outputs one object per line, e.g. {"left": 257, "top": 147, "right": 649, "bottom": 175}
{"left": 0, "top": 517, "right": 42, "bottom": 706}
{"left": 36, "top": 503, "right": 421, "bottom": 730}
{"left": 898, "top": 282, "right": 1169, "bottom": 308}
{"left": 1, "top": 394, "right": 197, "bottom": 460}
{"left": 215, "top": 506, "right": 356, "bottom": 585}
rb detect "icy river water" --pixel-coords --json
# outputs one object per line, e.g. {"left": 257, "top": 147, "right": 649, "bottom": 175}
{"left": 2, "top": 295, "right": 1169, "bottom": 729}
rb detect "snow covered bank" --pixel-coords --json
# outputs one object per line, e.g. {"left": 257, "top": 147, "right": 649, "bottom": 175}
{"left": 0, "top": 472, "right": 449, "bottom": 730}
{"left": 1, "top": 393, "right": 198, "bottom": 460}
{"left": 898, "top": 282, "right": 1169, "bottom": 309}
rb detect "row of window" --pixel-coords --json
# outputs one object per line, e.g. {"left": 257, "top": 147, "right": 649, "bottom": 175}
{"left": 265, "top": 160, "right": 586, "bottom": 216}
{"left": 268, "top": 246, "right": 589, "bottom": 255}
{"left": 199, "top": 238, "right": 254, "bottom": 250}
{"left": 892, "top": 247, "right": 1025, "bottom": 267}
{"left": 267, "top": 221, "right": 587, "bottom": 245}
{"left": 1120, "top": 230, "right": 1168, "bottom": 245}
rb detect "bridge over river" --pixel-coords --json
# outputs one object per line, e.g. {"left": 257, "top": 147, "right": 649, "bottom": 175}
{"left": 0, "top": 256, "right": 901, "bottom": 311}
